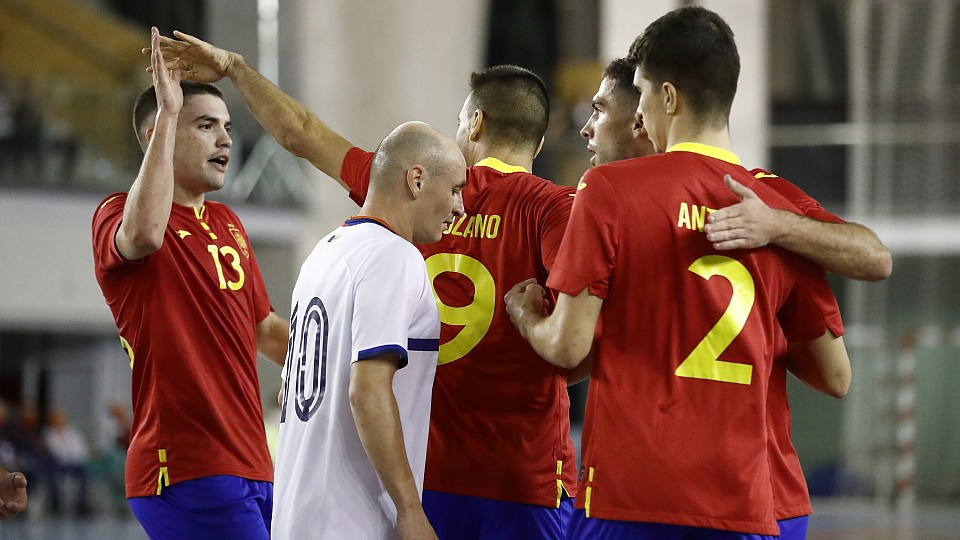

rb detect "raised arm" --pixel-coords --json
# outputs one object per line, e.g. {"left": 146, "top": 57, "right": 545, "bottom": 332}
{"left": 505, "top": 279, "right": 602, "bottom": 369}
{"left": 150, "top": 31, "right": 353, "bottom": 185}
{"left": 117, "top": 27, "right": 182, "bottom": 261}
{"left": 785, "top": 330, "right": 850, "bottom": 398}
{"left": 349, "top": 358, "right": 437, "bottom": 540}
{"left": 705, "top": 175, "right": 892, "bottom": 282}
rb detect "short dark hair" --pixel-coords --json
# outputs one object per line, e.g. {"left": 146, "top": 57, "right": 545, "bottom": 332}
{"left": 627, "top": 7, "right": 739, "bottom": 123}
{"left": 132, "top": 81, "right": 224, "bottom": 142}
{"left": 603, "top": 57, "right": 640, "bottom": 102}
{"left": 468, "top": 65, "right": 549, "bottom": 150}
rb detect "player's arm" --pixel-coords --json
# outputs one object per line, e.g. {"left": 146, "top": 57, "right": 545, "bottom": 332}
{"left": 149, "top": 31, "right": 353, "bottom": 185}
{"left": 256, "top": 311, "right": 289, "bottom": 366}
{"left": 705, "top": 175, "right": 892, "bottom": 282}
{"left": 0, "top": 466, "right": 28, "bottom": 520}
{"left": 505, "top": 280, "right": 602, "bottom": 369}
{"left": 116, "top": 27, "right": 182, "bottom": 261}
{"left": 785, "top": 330, "right": 850, "bottom": 398}
{"left": 567, "top": 353, "right": 593, "bottom": 385}
{"left": 349, "top": 357, "right": 437, "bottom": 540}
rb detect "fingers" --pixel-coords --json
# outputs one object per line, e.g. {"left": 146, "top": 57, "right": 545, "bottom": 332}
{"left": 711, "top": 238, "right": 752, "bottom": 251}
{"left": 172, "top": 30, "right": 205, "bottom": 47}
{"left": 9, "top": 474, "right": 25, "bottom": 489}
{"left": 724, "top": 174, "right": 759, "bottom": 201}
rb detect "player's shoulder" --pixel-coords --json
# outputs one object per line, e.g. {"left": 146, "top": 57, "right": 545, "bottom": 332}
{"left": 95, "top": 191, "right": 127, "bottom": 213}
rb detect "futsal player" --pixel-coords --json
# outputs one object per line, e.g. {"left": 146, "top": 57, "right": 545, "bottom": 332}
{"left": 153, "top": 34, "right": 580, "bottom": 538}
{"left": 273, "top": 122, "right": 465, "bottom": 539}
{"left": 92, "top": 29, "right": 288, "bottom": 539}
{"left": 506, "top": 7, "right": 849, "bottom": 538}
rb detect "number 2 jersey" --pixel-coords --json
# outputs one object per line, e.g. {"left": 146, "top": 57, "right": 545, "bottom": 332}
{"left": 340, "top": 147, "right": 578, "bottom": 507}
{"left": 91, "top": 193, "right": 274, "bottom": 498}
{"left": 547, "top": 144, "right": 844, "bottom": 535}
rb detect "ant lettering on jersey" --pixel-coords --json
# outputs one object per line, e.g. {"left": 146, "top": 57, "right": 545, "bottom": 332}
{"left": 676, "top": 202, "right": 717, "bottom": 232}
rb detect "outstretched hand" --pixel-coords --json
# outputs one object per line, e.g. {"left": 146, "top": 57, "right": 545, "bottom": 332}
{"left": 705, "top": 174, "right": 781, "bottom": 250}
{"left": 0, "top": 471, "right": 28, "bottom": 520}
{"left": 150, "top": 26, "right": 182, "bottom": 114}
{"left": 142, "top": 30, "right": 237, "bottom": 83}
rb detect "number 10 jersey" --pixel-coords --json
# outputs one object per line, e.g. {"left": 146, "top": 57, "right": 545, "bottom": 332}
{"left": 341, "top": 148, "right": 578, "bottom": 507}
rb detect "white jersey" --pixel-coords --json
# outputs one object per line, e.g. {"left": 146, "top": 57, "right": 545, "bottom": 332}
{"left": 272, "top": 217, "right": 440, "bottom": 540}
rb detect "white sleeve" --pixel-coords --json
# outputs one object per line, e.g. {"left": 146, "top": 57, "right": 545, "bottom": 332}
{"left": 351, "top": 244, "right": 425, "bottom": 369}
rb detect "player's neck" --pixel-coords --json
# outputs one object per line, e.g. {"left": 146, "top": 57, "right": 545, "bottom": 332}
{"left": 356, "top": 199, "right": 412, "bottom": 243}
{"left": 172, "top": 185, "right": 205, "bottom": 208}
{"left": 473, "top": 145, "right": 534, "bottom": 172}
{"left": 665, "top": 117, "right": 732, "bottom": 153}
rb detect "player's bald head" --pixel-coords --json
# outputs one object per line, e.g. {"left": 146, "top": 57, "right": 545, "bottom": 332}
{"left": 369, "top": 121, "right": 464, "bottom": 192}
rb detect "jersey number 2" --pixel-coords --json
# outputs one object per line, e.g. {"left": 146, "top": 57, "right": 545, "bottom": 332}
{"left": 674, "top": 255, "right": 756, "bottom": 385}
{"left": 280, "top": 298, "right": 329, "bottom": 423}
{"left": 425, "top": 253, "right": 495, "bottom": 365}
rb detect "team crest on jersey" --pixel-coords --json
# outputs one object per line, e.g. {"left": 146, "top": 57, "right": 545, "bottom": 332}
{"left": 227, "top": 224, "right": 249, "bottom": 258}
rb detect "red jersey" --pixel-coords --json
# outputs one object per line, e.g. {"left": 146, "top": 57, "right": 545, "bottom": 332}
{"left": 341, "top": 147, "right": 577, "bottom": 507}
{"left": 751, "top": 168, "right": 845, "bottom": 520}
{"left": 547, "top": 144, "right": 844, "bottom": 535}
{"left": 92, "top": 193, "right": 274, "bottom": 498}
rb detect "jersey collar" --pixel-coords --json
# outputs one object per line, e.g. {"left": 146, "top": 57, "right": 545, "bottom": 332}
{"left": 665, "top": 142, "right": 741, "bottom": 165}
{"left": 474, "top": 157, "right": 529, "bottom": 174}
{"left": 344, "top": 216, "right": 399, "bottom": 235}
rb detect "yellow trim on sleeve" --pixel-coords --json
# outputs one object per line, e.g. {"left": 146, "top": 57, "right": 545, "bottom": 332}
{"left": 99, "top": 195, "right": 121, "bottom": 210}
{"left": 119, "top": 336, "right": 135, "bottom": 369}
{"left": 474, "top": 157, "right": 529, "bottom": 174}
{"left": 666, "top": 142, "right": 741, "bottom": 165}
{"left": 754, "top": 172, "right": 778, "bottom": 179}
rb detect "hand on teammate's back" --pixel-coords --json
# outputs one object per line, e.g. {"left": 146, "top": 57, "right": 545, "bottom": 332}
{"left": 704, "top": 174, "right": 781, "bottom": 250}
{"left": 142, "top": 30, "right": 237, "bottom": 84}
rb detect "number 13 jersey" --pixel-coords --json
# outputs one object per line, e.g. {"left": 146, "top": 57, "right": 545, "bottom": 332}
{"left": 547, "top": 145, "right": 844, "bottom": 535}
{"left": 341, "top": 147, "right": 578, "bottom": 507}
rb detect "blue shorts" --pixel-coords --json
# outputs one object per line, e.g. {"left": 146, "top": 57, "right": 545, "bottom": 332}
{"left": 566, "top": 508, "right": 779, "bottom": 540}
{"left": 128, "top": 475, "right": 273, "bottom": 540}
{"left": 777, "top": 515, "right": 809, "bottom": 540}
{"left": 423, "top": 489, "right": 574, "bottom": 540}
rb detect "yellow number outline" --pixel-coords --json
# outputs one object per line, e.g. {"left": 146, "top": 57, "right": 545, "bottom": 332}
{"left": 674, "top": 255, "right": 755, "bottom": 385}
{"left": 425, "top": 253, "right": 495, "bottom": 365}
{"left": 207, "top": 244, "right": 245, "bottom": 291}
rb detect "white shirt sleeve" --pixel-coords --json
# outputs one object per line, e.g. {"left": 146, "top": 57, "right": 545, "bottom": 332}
{"left": 351, "top": 243, "right": 426, "bottom": 369}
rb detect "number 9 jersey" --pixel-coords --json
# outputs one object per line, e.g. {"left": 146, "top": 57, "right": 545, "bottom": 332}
{"left": 547, "top": 145, "right": 844, "bottom": 535}
{"left": 340, "top": 148, "right": 579, "bottom": 508}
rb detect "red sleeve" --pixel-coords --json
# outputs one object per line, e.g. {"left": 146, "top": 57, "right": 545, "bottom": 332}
{"left": 777, "top": 261, "right": 845, "bottom": 341}
{"left": 537, "top": 185, "right": 575, "bottom": 271}
{"left": 750, "top": 169, "right": 843, "bottom": 223}
{"left": 91, "top": 192, "right": 141, "bottom": 272}
{"left": 340, "top": 147, "right": 374, "bottom": 207}
{"left": 546, "top": 169, "right": 619, "bottom": 299}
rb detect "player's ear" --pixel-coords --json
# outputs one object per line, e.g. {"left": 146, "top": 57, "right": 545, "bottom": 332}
{"left": 533, "top": 136, "right": 544, "bottom": 159}
{"left": 663, "top": 82, "right": 678, "bottom": 116}
{"left": 406, "top": 165, "right": 424, "bottom": 198}
{"left": 469, "top": 109, "right": 484, "bottom": 142}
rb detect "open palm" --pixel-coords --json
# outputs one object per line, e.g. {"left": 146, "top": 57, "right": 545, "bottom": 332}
{"left": 144, "top": 30, "right": 235, "bottom": 84}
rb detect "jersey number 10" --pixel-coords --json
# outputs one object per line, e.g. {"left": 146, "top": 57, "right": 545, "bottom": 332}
{"left": 280, "top": 298, "right": 329, "bottom": 423}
